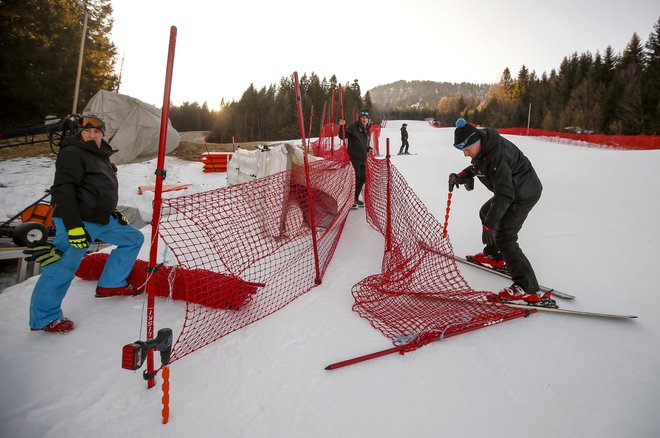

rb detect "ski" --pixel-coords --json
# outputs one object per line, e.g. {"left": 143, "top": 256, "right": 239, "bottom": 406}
{"left": 486, "top": 298, "right": 637, "bottom": 319}
{"left": 395, "top": 153, "right": 418, "bottom": 156}
{"left": 455, "top": 255, "right": 575, "bottom": 300}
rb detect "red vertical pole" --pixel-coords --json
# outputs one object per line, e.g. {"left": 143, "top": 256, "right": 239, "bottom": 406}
{"left": 318, "top": 102, "right": 327, "bottom": 155}
{"left": 146, "top": 26, "right": 177, "bottom": 389}
{"left": 294, "top": 72, "right": 322, "bottom": 284}
{"left": 330, "top": 89, "right": 336, "bottom": 155}
{"left": 307, "top": 104, "right": 314, "bottom": 142}
{"left": 338, "top": 84, "right": 346, "bottom": 148}
{"left": 385, "top": 138, "right": 392, "bottom": 252}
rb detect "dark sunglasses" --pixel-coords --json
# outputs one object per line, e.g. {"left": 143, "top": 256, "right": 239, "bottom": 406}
{"left": 454, "top": 132, "right": 477, "bottom": 150}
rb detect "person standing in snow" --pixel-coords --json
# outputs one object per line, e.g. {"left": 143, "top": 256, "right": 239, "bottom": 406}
{"left": 28, "top": 114, "right": 144, "bottom": 333}
{"left": 398, "top": 123, "right": 410, "bottom": 155}
{"left": 448, "top": 118, "right": 544, "bottom": 303}
{"left": 338, "top": 109, "right": 373, "bottom": 209}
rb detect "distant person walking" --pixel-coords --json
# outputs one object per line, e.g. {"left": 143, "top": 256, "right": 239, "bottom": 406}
{"left": 448, "top": 118, "right": 544, "bottom": 304}
{"left": 398, "top": 123, "right": 410, "bottom": 155}
{"left": 339, "top": 109, "right": 373, "bottom": 209}
{"left": 27, "top": 114, "right": 145, "bottom": 333}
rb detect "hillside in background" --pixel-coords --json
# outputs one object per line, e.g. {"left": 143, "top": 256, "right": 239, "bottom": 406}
{"left": 368, "top": 79, "right": 491, "bottom": 111}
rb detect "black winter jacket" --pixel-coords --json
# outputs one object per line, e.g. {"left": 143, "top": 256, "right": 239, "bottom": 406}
{"left": 401, "top": 126, "right": 408, "bottom": 140}
{"left": 461, "top": 128, "right": 542, "bottom": 229}
{"left": 338, "top": 120, "right": 371, "bottom": 164}
{"left": 51, "top": 134, "right": 119, "bottom": 230}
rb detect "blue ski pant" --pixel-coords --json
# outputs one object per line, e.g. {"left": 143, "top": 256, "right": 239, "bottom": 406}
{"left": 29, "top": 216, "right": 145, "bottom": 329}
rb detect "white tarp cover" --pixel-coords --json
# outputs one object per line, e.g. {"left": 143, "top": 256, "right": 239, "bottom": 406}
{"left": 83, "top": 90, "right": 180, "bottom": 164}
{"left": 227, "top": 143, "right": 292, "bottom": 186}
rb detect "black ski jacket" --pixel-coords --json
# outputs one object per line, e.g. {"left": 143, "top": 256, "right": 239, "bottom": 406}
{"left": 51, "top": 134, "right": 119, "bottom": 230}
{"left": 460, "top": 128, "right": 542, "bottom": 229}
{"left": 338, "top": 120, "right": 372, "bottom": 164}
{"left": 401, "top": 126, "right": 408, "bottom": 140}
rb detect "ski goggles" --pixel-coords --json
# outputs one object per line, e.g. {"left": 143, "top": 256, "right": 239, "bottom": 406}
{"left": 359, "top": 110, "right": 370, "bottom": 118}
{"left": 80, "top": 114, "right": 106, "bottom": 133}
{"left": 453, "top": 132, "right": 478, "bottom": 150}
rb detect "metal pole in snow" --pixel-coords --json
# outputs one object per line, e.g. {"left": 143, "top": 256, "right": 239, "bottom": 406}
{"left": 146, "top": 26, "right": 177, "bottom": 389}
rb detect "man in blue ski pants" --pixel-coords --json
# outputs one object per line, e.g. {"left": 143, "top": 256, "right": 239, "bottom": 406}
{"left": 29, "top": 114, "right": 144, "bottom": 333}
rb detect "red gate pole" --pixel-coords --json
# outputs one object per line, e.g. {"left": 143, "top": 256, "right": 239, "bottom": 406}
{"left": 325, "top": 310, "right": 531, "bottom": 370}
{"left": 385, "top": 138, "right": 392, "bottom": 252}
{"left": 307, "top": 104, "right": 314, "bottom": 143}
{"left": 319, "top": 101, "right": 327, "bottom": 152}
{"left": 338, "top": 84, "right": 346, "bottom": 148}
{"left": 330, "top": 89, "right": 336, "bottom": 156}
{"left": 146, "top": 26, "right": 177, "bottom": 389}
{"left": 294, "top": 71, "right": 322, "bottom": 284}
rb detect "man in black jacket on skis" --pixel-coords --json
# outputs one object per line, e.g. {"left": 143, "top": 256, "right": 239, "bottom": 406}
{"left": 448, "top": 118, "right": 544, "bottom": 304}
{"left": 338, "top": 109, "right": 373, "bottom": 209}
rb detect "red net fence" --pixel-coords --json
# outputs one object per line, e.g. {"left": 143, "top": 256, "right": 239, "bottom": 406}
{"left": 351, "top": 154, "right": 525, "bottom": 350}
{"left": 158, "top": 132, "right": 526, "bottom": 361}
{"left": 77, "top": 125, "right": 526, "bottom": 366}
{"left": 498, "top": 128, "right": 660, "bottom": 150}
{"left": 158, "top": 152, "right": 355, "bottom": 362}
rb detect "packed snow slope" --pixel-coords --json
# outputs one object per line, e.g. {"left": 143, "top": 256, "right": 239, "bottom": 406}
{"left": 1, "top": 120, "right": 659, "bottom": 438}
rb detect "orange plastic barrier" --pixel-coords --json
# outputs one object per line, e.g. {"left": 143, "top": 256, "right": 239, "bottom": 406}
{"left": 200, "top": 152, "right": 233, "bottom": 172}
{"left": 498, "top": 128, "right": 660, "bottom": 150}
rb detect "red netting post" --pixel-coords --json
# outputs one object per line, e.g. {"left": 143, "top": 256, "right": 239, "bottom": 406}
{"left": 307, "top": 104, "right": 314, "bottom": 141}
{"left": 385, "top": 137, "right": 392, "bottom": 252}
{"left": 325, "top": 310, "right": 532, "bottom": 370}
{"left": 330, "top": 89, "right": 336, "bottom": 156}
{"left": 338, "top": 84, "right": 346, "bottom": 148}
{"left": 146, "top": 25, "right": 177, "bottom": 389}
{"left": 319, "top": 101, "right": 327, "bottom": 145}
{"left": 294, "top": 71, "right": 322, "bottom": 284}
{"left": 442, "top": 191, "right": 452, "bottom": 238}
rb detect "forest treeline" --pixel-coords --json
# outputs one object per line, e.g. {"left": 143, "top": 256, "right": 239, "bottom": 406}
{"left": 173, "top": 17, "right": 660, "bottom": 138}
{"left": 0, "top": 0, "right": 118, "bottom": 129}
{"left": 176, "top": 74, "right": 370, "bottom": 143}
{"left": 1, "top": 2, "right": 658, "bottom": 138}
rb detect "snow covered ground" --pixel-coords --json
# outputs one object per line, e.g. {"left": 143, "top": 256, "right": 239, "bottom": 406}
{"left": 1, "top": 120, "right": 659, "bottom": 438}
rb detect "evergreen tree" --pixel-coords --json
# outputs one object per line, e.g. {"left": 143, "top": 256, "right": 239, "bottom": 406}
{"left": 643, "top": 17, "right": 660, "bottom": 133}
{"left": 0, "top": 0, "right": 118, "bottom": 128}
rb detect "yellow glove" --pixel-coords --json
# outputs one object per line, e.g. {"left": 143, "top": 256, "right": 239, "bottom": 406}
{"left": 23, "top": 244, "right": 63, "bottom": 267}
{"left": 68, "top": 226, "right": 90, "bottom": 249}
{"left": 111, "top": 211, "right": 129, "bottom": 225}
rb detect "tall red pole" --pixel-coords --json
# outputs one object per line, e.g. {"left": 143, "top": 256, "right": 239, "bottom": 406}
{"left": 330, "top": 89, "right": 336, "bottom": 155}
{"left": 146, "top": 26, "right": 177, "bottom": 389}
{"left": 338, "top": 84, "right": 346, "bottom": 148}
{"left": 294, "top": 72, "right": 322, "bottom": 284}
{"left": 307, "top": 104, "right": 314, "bottom": 142}
{"left": 385, "top": 138, "right": 392, "bottom": 252}
{"left": 319, "top": 101, "right": 327, "bottom": 146}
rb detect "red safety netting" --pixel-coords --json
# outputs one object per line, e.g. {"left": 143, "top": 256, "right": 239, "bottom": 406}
{"left": 498, "top": 128, "right": 660, "bottom": 150}
{"left": 156, "top": 153, "right": 354, "bottom": 362}
{"left": 350, "top": 154, "right": 525, "bottom": 349}
{"left": 77, "top": 124, "right": 526, "bottom": 364}
{"left": 311, "top": 123, "right": 345, "bottom": 159}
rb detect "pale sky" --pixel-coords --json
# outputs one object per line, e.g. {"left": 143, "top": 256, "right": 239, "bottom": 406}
{"left": 109, "top": 0, "right": 658, "bottom": 109}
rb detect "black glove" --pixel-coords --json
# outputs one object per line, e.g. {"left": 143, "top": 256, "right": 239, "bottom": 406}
{"left": 482, "top": 225, "right": 497, "bottom": 247}
{"left": 112, "top": 211, "right": 129, "bottom": 225}
{"left": 23, "top": 244, "right": 63, "bottom": 267}
{"left": 448, "top": 172, "right": 475, "bottom": 192}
